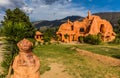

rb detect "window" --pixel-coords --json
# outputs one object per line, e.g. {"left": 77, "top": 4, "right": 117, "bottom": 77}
{"left": 36, "top": 35, "right": 39, "bottom": 39}
{"left": 79, "top": 28, "right": 84, "bottom": 32}
{"left": 100, "top": 24, "right": 104, "bottom": 32}
{"left": 71, "top": 25, "right": 74, "bottom": 30}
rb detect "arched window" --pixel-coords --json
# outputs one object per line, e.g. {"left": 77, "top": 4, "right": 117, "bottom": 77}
{"left": 71, "top": 25, "right": 74, "bottom": 30}
{"left": 100, "top": 24, "right": 104, "bottom": 32}
{"left": 36, "top": 35, "right": 39, "bottom": 39}
{"left": 79, "top": 28, "right": 84, "bottom": 33}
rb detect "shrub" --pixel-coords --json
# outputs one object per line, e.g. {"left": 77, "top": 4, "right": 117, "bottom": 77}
{"left": 42, "top": 28, "right": 58, "bottom": 44}
{"left": 84, "top": 34, "right": 102, "bottom": 45}
{"left": 43, "top": 29, "right": 53, "bottom": 44}
{"left": 78, "top": 36, "right": 84, "bottom": 43}
{"left": 64, "top": 34, "right": 69, "bottom": 39}
{"left": 107, "top": 33, "right": 120, "bottom": 44}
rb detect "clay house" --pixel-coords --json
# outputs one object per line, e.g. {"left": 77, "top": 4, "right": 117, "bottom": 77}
{"left": 56, "top": 19, "right": 75, "bottom": 42}
{"left": 56, "top": 11, "right": 116, "bottom": 42}
{"left": 34, "top": 31, "right": 43, "bottom": 43}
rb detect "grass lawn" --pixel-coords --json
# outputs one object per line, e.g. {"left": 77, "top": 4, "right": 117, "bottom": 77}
{"left": 33, "top": 43, "right": 120, "bottom": 78}
{"left": 76, "top": 43, "right": 120, "bottom": 59}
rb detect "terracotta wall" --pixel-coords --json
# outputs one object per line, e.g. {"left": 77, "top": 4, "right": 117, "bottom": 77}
{"left": 56, "top": 11, "right": 116, "bottom": 42}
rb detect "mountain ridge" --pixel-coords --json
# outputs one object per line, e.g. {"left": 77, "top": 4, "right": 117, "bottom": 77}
{"left": 93, "top": 12, "right": 120, "bottom": 26}
{"left": 32, "top": 16, "right": 84, "bottom": 28}
{"left": 32, "top": 12, "right": 120, "bottom": 28}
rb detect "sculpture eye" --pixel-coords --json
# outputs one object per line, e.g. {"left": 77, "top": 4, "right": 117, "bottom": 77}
{"left": 20, "top": 43, "right": 23, "bottom": 46}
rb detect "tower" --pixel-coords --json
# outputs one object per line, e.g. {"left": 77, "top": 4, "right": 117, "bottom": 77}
{"left": 88, "top": 10, "right": 91, "bottom": 19}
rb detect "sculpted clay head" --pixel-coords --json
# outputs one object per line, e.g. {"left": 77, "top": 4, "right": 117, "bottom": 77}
{"left": 12, "top": 38, "right": 40, "bottom": 78}
{"left": 17, "top": 38, "right": 33, "bottom": 52}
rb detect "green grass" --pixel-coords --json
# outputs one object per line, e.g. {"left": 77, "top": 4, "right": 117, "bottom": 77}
{"left": 75, "top": 44, "right": 120, "bottom": 59}
{"left": 33, "top": 43, "right": 120, "bottom": 78}
{"left": 33, "top": 44, "right": 76, "bottom": 74}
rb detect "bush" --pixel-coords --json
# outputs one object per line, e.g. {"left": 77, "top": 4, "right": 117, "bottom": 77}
{"left": 78, "top": 36, "right": 84, "bottom": 43}
{"left": 84, "top": 34, "right": 102, "bottom": 45}
{"left": 64, "top": 34, "right": 69, "bottom": 39}
{"left": 109, "top": 37, "right": 120, "bottom": 44}
{"left": 43, "top": 28, "right": 56, "bottom": 44}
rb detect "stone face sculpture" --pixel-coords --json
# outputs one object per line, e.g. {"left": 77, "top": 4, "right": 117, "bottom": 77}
{"left": 56, "top": 11, "right": 116, "bottom": 42}
{"left": 11, "top": 39, "right": 40, "bottom": 78}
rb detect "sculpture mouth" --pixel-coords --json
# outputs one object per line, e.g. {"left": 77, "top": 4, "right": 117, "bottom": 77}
{"left": 21, "top": 46, "right": 30, "bottom": 51}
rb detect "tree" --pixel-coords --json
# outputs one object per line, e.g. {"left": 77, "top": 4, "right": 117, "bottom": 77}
{"left": 2, "top": 8, "right": 35, "bottom": 40}
{"left": 0, "top": 27, "right": 4, "bottom": 37}
{"left": 43, "top": 28, "right": 53, "bottom": 44}
{"left": 0, "top": 8, "right": 35, "bottom": 77}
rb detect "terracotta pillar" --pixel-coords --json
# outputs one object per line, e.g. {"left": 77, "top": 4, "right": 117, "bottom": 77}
{"left": 62, "top": 34, "right": 64, "bottom": 42}
{"left": 69, "top": 34, "right": 72, "bottom": 42}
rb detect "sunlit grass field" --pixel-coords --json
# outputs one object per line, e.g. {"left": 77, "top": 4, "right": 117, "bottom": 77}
{"left": 76, "top": 43, "right": 120, "bottom": 59}
{"left": 33, "top": 43, "right": 120, "bottom": 78}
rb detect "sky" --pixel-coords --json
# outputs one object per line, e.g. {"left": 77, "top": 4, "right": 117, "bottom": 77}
{"left": 0, "top": 0, "right": 120, "bottom": 22}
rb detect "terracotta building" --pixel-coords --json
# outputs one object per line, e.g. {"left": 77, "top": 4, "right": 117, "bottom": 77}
{"left": 56, "top": 11, "right": 116, "bottom": 42}
{"left": 34, "top": 31, "right": 43, "bottom": 42}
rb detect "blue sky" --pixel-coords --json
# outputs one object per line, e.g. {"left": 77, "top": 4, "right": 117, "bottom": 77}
{"left": 73, "top": 0, "right": 120, "bottom": 12}
{"left": 0, "top": 0, "right": 120, "bottom": 22}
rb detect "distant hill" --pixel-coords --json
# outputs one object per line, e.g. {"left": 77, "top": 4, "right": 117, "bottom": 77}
{"left": 93, "top": 12, "right": 120, "bottom": 26}
{"left": 61, "top": 16, "right": 84, "bottom": 21}
{"left": 33, "top": 12, "right": 120, "bottom": 28}
{"left": 32, "top": 16, "right": 84, "bottom": 28}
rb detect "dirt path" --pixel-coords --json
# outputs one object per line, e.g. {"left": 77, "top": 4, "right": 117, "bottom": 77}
{"left": 76, "top": 48, "right": 120, "bottom": 66}
{"left": 41, "top": 48, "right": 120, "bottom": 78}
{"left": 41, "top": 63, "right": 74, "bottom": 78}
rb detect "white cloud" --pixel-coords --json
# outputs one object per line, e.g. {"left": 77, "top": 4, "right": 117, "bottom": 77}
{"left": 0, "top": 0, "right": 11, "bottom": 6}
{"left": 0, "top": 0, "right": 88, "bottom": 21}
{"left": 28, "top": 0, "right": 87, "bottom": 21}
{"left": 22, "top": 6, "right": 33, "bottom": 14}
